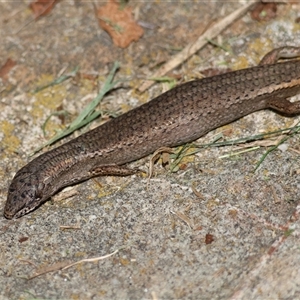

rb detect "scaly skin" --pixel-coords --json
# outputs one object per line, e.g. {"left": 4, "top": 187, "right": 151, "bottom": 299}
{"left": 5, "top": 47, "right": 300, "bottom": 219}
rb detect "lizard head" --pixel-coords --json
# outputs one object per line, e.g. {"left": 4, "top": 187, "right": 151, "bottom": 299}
{"left": 4, "top": 168, "right": 46, "bottom": 219}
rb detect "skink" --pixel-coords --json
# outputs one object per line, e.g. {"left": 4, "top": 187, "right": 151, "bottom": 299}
{"left": 4, "top": 46, "right": 300, "bottom": 219}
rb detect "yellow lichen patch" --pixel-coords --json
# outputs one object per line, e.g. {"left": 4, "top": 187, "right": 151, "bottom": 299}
{"left": 232, "top": 55, "right": 250, "bottom": 71}
{"left": 117, "top": 102, "right": 130, "bottom": 114}
{"left": 292, "top": 21, "right": 300, "bottom": 34}
{"left": 233, "top": 38, "right": 273, "bottom": 71}
{"left": 95, "top": 178, "right": 132, "bottom": 199}
{"left": 32, "top": 74, "right": 68, "bottom": 136}
{"left": 78, "top": 78, "right": 96, "bottom": 96}
{"left": 33, "top": 74, "right": 67, "bottom": 112}
{"left": 96, "top": 290, "right": 107, "bottom": 297}
{"left": 75, "top": 251, "right": 87, "bottom": 258}
{"left": 249, "top": 38, "right": 273, "bottom": 62}
{"left": 96, "top": 185, "right": 116, "bottom": 199}
{"left": 131, "top": 88, "right": 149, "bottom": 104}
{"left": 139, "top": 54, "right": 151, "bottom": 67}
{"left": 0, "top": 120, "right": 20, "bottom": 153}
{"left": 262, "top": 169, "right": 270, "bottom": 179}
{"left": 0, "top": 166, "right": 4, "bottom": 179}
{"left": 121, "top": 63, "right": 134, "bottom": 77}
{"left": 206, "top": 198, "right": 220, "bottom": 210}
{"left": 119, "top": 257, "right": 130, "bottom": 266}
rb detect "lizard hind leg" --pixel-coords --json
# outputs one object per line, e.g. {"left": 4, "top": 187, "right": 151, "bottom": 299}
{"left": 268, "top": 98, "right": 300, "bottom": 116}
{"left": 259, "top": 46, "right": 300, "bottom": 65}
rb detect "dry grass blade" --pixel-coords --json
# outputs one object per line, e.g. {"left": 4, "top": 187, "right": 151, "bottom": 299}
{"left": 32, "top": 62, "right": 120, "bottom": 155}
{"left": 28, "top": 249, "right": 118, "bottom": 280}
{"left": 191, "top": 182, "right": 205, "bottom": 200}
{"left": 61, "top": 249, "right": 119, "bottom": 271}
{"left": 138, "top": 1, "right": 258, "bottom": 92}
{"left": 171, "top": 210, "right": 194, "bottom": 229}
{"left": 147, "top": 147, "right": 173, "bottom": 185}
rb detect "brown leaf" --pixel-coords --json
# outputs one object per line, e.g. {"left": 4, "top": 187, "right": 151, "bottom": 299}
{"left": 96, "top": 0, "right": 144, "bottom": 48}
{"left": 29, "top": 0, "right": 58, "bottom": 19}
{"left": 250, "top": 2, "right": 277, "bottom": 22}
{"left": 205, "top": 233, "right": 214, "bottom": 245}
{"left": 19, "top": 236, "right": 29, "bottom": 243}
{"left": 0, "top": 58, "right": 16, "bottom": 80}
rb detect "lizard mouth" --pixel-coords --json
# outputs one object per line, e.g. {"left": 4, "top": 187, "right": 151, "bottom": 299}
{"left": 6, "top": 197, "right": 42, "bottom": 219}
{"left": 4, "top": 210, "right": 14, "bottom": 220}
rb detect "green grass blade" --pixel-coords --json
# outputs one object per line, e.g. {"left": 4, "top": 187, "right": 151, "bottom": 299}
{"left": 32, "top": 62, "right": 120, "bottom": 155}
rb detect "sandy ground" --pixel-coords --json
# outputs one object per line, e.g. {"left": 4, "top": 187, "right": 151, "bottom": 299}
{"left": 1, "top": 1, "right": 300, "bottom": 299}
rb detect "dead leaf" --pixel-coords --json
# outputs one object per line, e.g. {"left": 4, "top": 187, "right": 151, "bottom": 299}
{"left": 205, "top": 233, "right": 214, "bottom": 244}
{"left": 19, "top": 236, "right": 29, "bottom": 243}
{"left": 0, "top": 58, "right": 16, "bottom": 80}
{"left": 250, "top": 2, "right": 277, "bottom": 21}
{"left": 96, "top": 0, "right": 144, "bottom": 48}
{"left": 29, "top": 0, "right": 59, "bottom": 19}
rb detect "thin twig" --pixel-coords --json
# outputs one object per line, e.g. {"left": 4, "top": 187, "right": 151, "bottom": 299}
{"left": 28, "top": 249, "right": 119, "bottom": 280}
{"left": 138, "top": 1, "right": 258, "bottom": 92}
